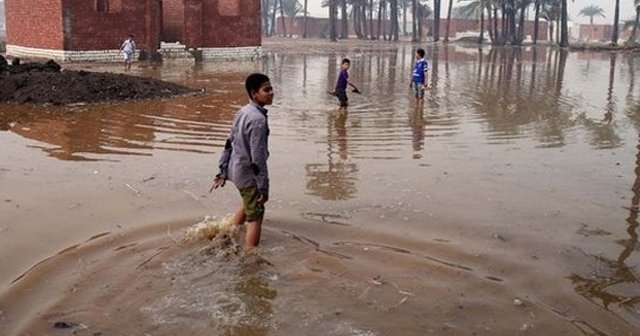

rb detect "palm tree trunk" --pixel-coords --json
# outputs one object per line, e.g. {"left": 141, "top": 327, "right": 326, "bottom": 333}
{"left": 403, "top": 0, "right": 407, "bottom": 36}
{"left": 262, "top": 0, "right": 269, "bottom": 37}
{"left": 341, "top": 0, "right": 348, "bottom": 38}
{"left": 589, "top": 17, "right": 593, "bottom": 41}
{"left": 517, "top": 6, "right": 525, "bottom": 44}
{"left": 612, "top": 0, "right": 620, "bottom": 45}
{"left": 487, "top": 3, "right": 495, "bottom": 43}
{"left": 354, "top": 4, "right": 362, "bottom": 38}
{"left": 279, "top": 0, "right": 287, "bottom": 37}
{"left": 303, "top": 0, "right": 308, "bottom": 38}
{"left": 560, "top": 0, "right": 568, "bottom": 47}
{"left": 377, "top": 0, "right": 383, "bottom": 39}
{"left": 555, "top": 17, "right": 560, "bottom": 45}
{"left": 370, "top": 0, "right": 375, "bottom": 39}
{"left": 270, "top": 0, "right": 277, "bottom": 36}
{"left": 412, "top": 0, "right": 418, "bottom": 42}
{"left": 493, "top": 6, "right": 499, "bottom": 44}
{"left": 479, "top": 7, "right": 485, "bottom": 44}
{"left": 631, "top": 6, "right": 640, "bottom": 44}
{"left": 433, "top": 0, "right": 441, "bottom": 42}
{"left": 382, "top": 0, "right": 387, "bottom": 40}
{"left": 362, "top": 2, "right": 369, "bottom": 38}
{"left": 330, "top": 0, "right": 338, "bottom": 41}
{"left": 445, "top": 0, "right": 453, "bottom": 42}
{"left": 533, "top": 0, "right": 540, "bottom": 44}
{"left": 391, "top": 0, "right": 399, "bottom": 41}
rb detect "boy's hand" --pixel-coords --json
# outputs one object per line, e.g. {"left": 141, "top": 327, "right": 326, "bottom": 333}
{"left": 210, "top": 175, "right": 226, "bottom": 192}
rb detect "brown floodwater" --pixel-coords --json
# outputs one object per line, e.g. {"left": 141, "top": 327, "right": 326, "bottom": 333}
{"left": 1, "top": 40, "right": 639, "bottom": 335}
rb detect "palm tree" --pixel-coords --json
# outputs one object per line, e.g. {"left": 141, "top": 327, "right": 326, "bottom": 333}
{"left": 433, "top": 0, "right": 442, "bottom": 42}
{"left": 340, "top": 0, "right": 348, "bottom": 38}
{"left": 282, "top": 0, "right": 304, "bottom": 37}
{"left": 390, "top": 0, "right": 400, "bottom": 40}
{"left": 457, "top": 0, "right": 488, "bottom": 44}
{"left": 444, "top": 0, "right": 453, "bottom": 42}
{"left": 303, "top": 0, "right": 309, "bottom": 37}
{"left": 578, "top": 5, "right": 605, "bottom": 41}
{"left": 330, "top": 0, "right": 338, "bottom": 41}
{"left": 412, "top": 0, "right": 419, "bottom": 41}
{"left": 612, "top": 0, "right": 620, "bottom": 45}
{"left": 630, "top": 2, "right": 640, "bottom": 44}
{"left": 541, "top": 0, "right": 560, "bottom": 44}
{"left": 559, "top": 0, "right": 568, "bottom": 47}
{"left": 533, "top": 0, "right": 541, "bottom": 44}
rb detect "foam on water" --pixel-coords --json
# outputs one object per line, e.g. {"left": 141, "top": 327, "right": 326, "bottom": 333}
{"left": 181, "top": 214, "right": 237, "bottom": 242}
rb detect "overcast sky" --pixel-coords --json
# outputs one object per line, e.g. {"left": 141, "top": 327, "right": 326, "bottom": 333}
{"left": 306, "top": 1, "right": 636, "bottom": 25}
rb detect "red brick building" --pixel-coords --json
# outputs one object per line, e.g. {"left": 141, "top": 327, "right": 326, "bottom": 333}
{"left": 5, "top": 0, "right": 261, "bottom": 61}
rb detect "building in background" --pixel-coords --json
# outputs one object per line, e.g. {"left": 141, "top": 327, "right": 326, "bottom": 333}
{"left": 5, "top": 0, "right": 261, "bottom": 61}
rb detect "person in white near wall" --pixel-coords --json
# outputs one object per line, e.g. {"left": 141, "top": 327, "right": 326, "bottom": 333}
{"left": 120, "top": 34, "right": 136, "bottom": 71}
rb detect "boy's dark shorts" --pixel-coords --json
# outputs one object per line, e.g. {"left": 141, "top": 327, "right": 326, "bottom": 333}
{"left": 335, "top": 88, "right": 348, "bottom": 107}
{"left": 239, "top": 186, "right": 265, "bottom": 221}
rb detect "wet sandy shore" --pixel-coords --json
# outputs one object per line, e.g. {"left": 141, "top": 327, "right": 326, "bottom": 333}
{"left": 0, "top": 40, "right": 639, "bottom": 335}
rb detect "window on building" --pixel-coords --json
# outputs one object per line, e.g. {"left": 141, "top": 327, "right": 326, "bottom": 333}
{"left": 96, "top": 0, "right": 109, "bottom": 12}
{"left": 96, "top": 0, "right": 122, "bottom": 13}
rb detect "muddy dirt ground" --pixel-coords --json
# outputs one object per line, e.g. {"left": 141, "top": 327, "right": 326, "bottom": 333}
{"left": 0, "top": 58, "right": 198, "bottom": 105}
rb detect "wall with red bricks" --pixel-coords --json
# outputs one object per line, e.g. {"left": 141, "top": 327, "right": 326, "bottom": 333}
{"left": 162, "top": 0, "right": 184, "bottom": 42}
{"left": 7, "top": 0, "right": 260, "bottom": 53}
{"left": 6, "top": 0, "right": 64, "bottom": 49}
{"left": 195, "top": 0, "right": 261, "bottom": 48}
{"left": 65, "top": 0, "right": 149, "bottom": 51}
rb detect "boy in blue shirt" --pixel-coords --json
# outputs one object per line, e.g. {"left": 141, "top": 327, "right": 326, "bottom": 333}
{"left": 333, "top": 58, "right": 360, "bottom": 109}
{"left": 410, "top": 48, "right": 430, "bottom": 102}
{"left": 212, "top": 73, "right": 273, "bottom": 249}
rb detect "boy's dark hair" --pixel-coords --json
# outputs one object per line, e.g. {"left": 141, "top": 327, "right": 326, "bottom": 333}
{"left": 417, "top": 48, "right": 425, "bottom": 58}
{"left": 341, "top": 58, "right": 351, "bottom": 65}
{"left": 245, "top": 73, "right": 271, "bottom": 97}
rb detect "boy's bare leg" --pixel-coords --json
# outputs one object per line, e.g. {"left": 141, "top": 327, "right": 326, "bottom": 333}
{"left": 245, "top": 218, "right": 263, "bottom": 248}
{"left": 232, "top": 206, "right": 246, "bottom": 226}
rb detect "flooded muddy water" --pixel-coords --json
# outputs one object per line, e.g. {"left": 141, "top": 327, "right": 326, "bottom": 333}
{"left": 1, "top": 41, "right": 639, "bottom": 335}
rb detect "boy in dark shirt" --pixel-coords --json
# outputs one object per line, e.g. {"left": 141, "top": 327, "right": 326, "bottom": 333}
{"left": 333, "top": 58, "right": 360, "bottom": 108}
{"left": 212, "top": 73, "right": 273, "bottom": 249}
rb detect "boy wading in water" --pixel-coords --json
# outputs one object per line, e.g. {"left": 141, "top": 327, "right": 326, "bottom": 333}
{"left": 212, "top": 73, "right": 274, "bottom": 249}
{"left": 333, "top": 58, "right": 360, "bottom": 109}
{"left": 410, "top": 48, "right": 430, "bottom": 104}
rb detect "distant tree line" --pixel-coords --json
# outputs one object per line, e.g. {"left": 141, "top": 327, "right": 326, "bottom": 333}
{"left": 261, "top": 0, "right": 632, "bottom": 47}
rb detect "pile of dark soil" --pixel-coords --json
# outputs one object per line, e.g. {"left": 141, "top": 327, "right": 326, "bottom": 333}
{"left": 0, "top": 57, "right": 199, "bottom": 105}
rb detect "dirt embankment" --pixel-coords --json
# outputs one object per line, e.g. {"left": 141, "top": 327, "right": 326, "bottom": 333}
{"left": 0, "top": 56, "right": 199, "bottom": 105}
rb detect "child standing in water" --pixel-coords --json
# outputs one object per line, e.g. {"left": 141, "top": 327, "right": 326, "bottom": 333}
{"left": 333, "top": 58, "right": 360, "bottom": 109}
{"left": 212, "top": 73, "right": 274, "bottom": 249}
{"left": 410, "top": 48, "right": 430, "bottom": 103}
{"left": 120, "top": 35, "right": 136, "bottom": 71}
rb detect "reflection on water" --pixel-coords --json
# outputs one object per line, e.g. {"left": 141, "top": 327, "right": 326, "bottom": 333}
{"left": 306, "top": 109, "right": 359, "bottom": 201}
{"left": 2, "top": 43, "right": 640, "bottom": 334}
{"left": 568, "top": 138, "right": 640, "bottom": 325}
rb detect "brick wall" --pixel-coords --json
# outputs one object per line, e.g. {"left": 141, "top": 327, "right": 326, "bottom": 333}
{"left": 6, "top": 0, "right": 64, "bottom": 49}
{"left": 6, "top": 0, "right": 261, "bottom": 60}
{"left": 65, "top": 0, "right": 149, "bottom": 51}
{"left": 162, "top": 0, "right": 184, "bottom": 42}
{"left": 193, "top": 0, "right": 261, "bottom": 48}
